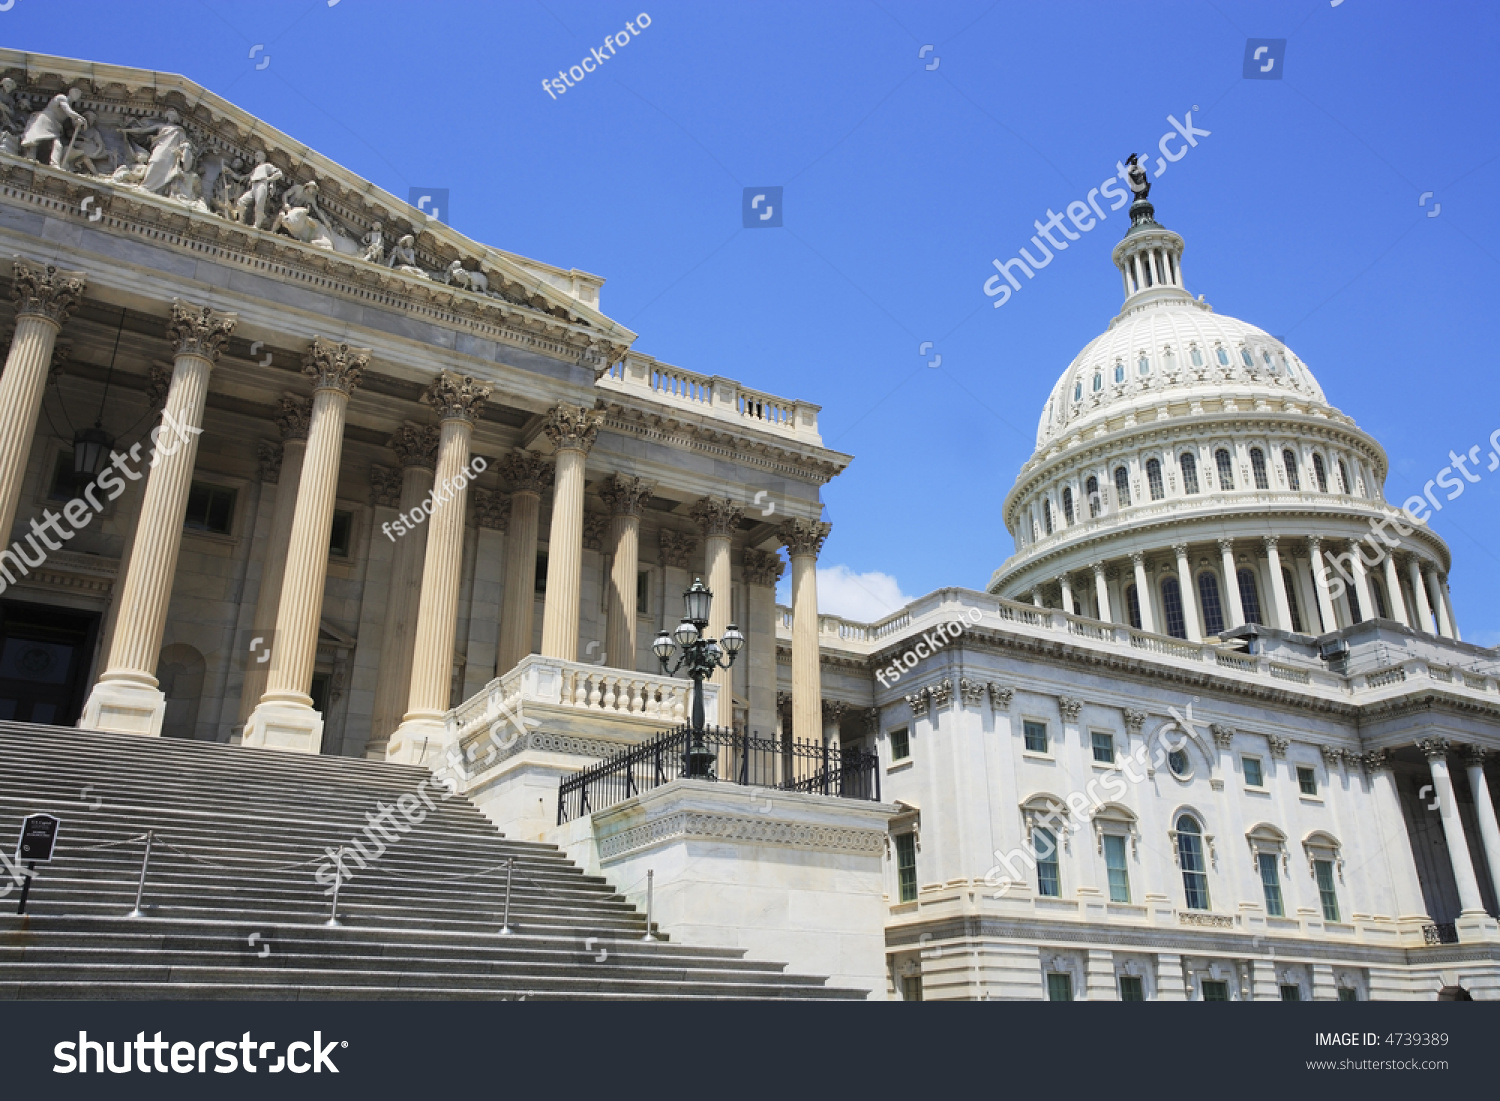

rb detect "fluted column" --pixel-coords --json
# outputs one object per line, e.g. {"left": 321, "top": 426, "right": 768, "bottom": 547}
{"left": 1441, "top": 577, "right": 1460, "bottom": 641}
{"left": 1307, "top": 537, "right": 1338, "bottom": 634}
{"left": 366, "top": 423, "right": 439, "bottom": 756}
{"left": 1407, "top": 556, "right": 1435, "bottom": 635}
{"left": 1428, "top": 571, "right": 1455, "bottom": 639}
{"left": 1218, "top": 539, "right": 1244, "bottom": 628}
{"left": 81, "top": 301, "right": 235, "bottom": 735}
{"left": 387, "top": 374, "right": 492, "bottom": 764}
{"left": 539, "top": 404, "right": 603, "bottom": 661}
{"left": 1173, "top": 543, "right": 1201, "bottom": 641}
{"left": 496, "top": 450, "right": 552, "bottom": 674}
{"left": 1363, "top": 751, "right": 1432, "bottom": 927}
{"left": 242, "top": 338, "right": 367, "bottom": 753}
{"left": 779, "top": 518, "right": 830, "bottom": 742}
{"left": 237, "top": 395, "right": 312, "bottom": 725}
{"left": 1090, "top": 561, "right": 1111, "bottom": 622}
{"left": 1058, "top": 575, "right": 1075, "bottom": 616}
{"left": 743, "top": 548, "right": 785, "bottom": 738}
{"left": 601, "top": 474, "right": 654, "bottom": 672}
{"left": 1420, "top": 738, "right": 1486, "bottom": 918}
{"left": 1347, "top": 540, "right": 1375, "bottom": 623}
{"left": 0, "top": 258, "right": 86, "bottom": 543}
{"left": 1265, "top": 537, "right": 1293, "bottom": 631}
{"left": 692, "top": 495, "right": 745, "bottom": 706}
{"left": 1129, "top": 552, "right": 1155, "bottom": 632}
{"left": 1381, "top": 551, "right": 1409, "bottom": 628}
{"left": 1463, "top": 747, "right": 1500, "bottom": 911}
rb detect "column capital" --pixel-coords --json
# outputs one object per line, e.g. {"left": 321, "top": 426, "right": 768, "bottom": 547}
{"left": 659, "top": 528, "right": 699, "bottom": 569}
{"left": 500, "top": 448, "right": 553, "bottom": 495}
{"left": 1307, "top": 535, "right": 1324, "bottom": 553}
{"left": 302, "top": 337, "right": 368, "bottom": 395}
{"left": 257, "top": 440, "right": 284, "bottom": 485}
{"left": 1463, "top": 744, "right": 1488, "bottom": 768}
{"left": 583, "top": 511, "right": 608, "bottom": 551}
{"left": 599, "top": 473, "right": 655, "bottom": 517}
{"left": 1057, "top": 696, "right": 1084, "bottom": 722}
{"left": 167, "top": 300, "right": 237, "bottom": 362}
{"left": 1217, "top": 538, "right": 1235, "bottom": 555}
{"left": 276, "top": 393, "right": 313, "bottom": 441}
{"left": 822, "top": 699, "right": 850, "bottom": 721}
{"left": 1210, "top": 723, "right": 1236, "bottom": 748}
{"left": 471, "top": 487, "right": 510, "bottom": 531}
{"left": 1417, "top": 737, "right": 1450, "bottom": 761}
{"left": 11, "top": 257, "right": 86, "bottom": 324}
{"left": 1128, "top": 550, "right": 1146, "bottom": 566}
{"left": 1360, "top": 748, "right": 1392, "bottom": 773}
{"left": 542, "top": 402, "right": 604, "bottom": 453}
{"left": 370, "top": 463, "right": 402, "bottom": 508}
{"left": 1123, "top": 708, "right": 1147, "bottom": 735}
{"left": 742, "top": 547, "right": 785, "bottom": 587}
{"left": 1089, "top": 560, "right": 1106, "bottom": 577}
{"left": 1263, "top": 535, "right": 1280, "bottom": 551}
{"left": 1171, "top": 542, "right": 1189, "bottom": 558}
{"left": 777, "top": 518, "right": 830, "bottom": 559}
{"left": 388, "top": 422, "right": 440, "bottom": 470}
{"left": 423, "top": 370, "right": 491, "bottom": 422}
{"left": 146, "top": 364, "right": 173, "bottom": 413}
{"left": 690, "top": 495, "right": 744, "bottom": 538}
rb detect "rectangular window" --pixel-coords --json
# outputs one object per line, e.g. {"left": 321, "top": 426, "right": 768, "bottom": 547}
{"left": 1104, "top": 833, "right": 1130, "bottom": 903}
{"left": 1243, "top": 756, "right": 1264, "bottom": 788}
{"left": 1297, "top": 766, "right": 1318, "bottom": 796}
{"left": 1315, "top": 859, "right": 1340, "bottom": 922}
{"left": 895, "top": 832, "right": 917, "bottom": 904}
{"left": 534, "top": 551, "right": 548, "bottom": 594}
{"left": 328, "top": 509, "right": 353, "bottom": 558}
{"left": 1337, "top": 988, "right": 1358, "bottom": 1002}
{"left": 1118, "top": 975, "right": 1144, "bottom": 1001}
{"left": 1201, "top": 980, "right": 1230, "bottom": 1002}
{"left": 1258, "top": 852, "right": 1284, "bottom": 917}
{"left": 1046, "top": 973, "right": 1073, "bottom": 1002}
{"left": 1023, "top": 720, "right": 1048, "bottom": 753}
{"left": 49, "top": 450, "right": 76, "bottom": 501}
{"left": 1035, "top": 828, "right": 1061, "bottom": 898}
{"left": 184, "top": 482, "right": 236, "bottom": 535}
{"left": 901, "top": 974, "right": 923, "bottom": 1002}
{"left": 1091, "top": 730, "right": 1115, "bottom": 764}
{"left": 1280, "top": 984, "right": 1302, "bottom": 1002}
{"left": 889, "top": 726, "right": 910, "bottom": 762}
{"left": 636, "top": 570, "right": 650, "bottom": 610}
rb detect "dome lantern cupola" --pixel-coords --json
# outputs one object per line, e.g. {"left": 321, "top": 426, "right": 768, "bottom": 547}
{"left": 1110, "top": 153, "right": 1189, "bottom": 308}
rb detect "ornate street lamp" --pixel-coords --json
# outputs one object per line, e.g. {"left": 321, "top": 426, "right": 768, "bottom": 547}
{"left": 652, "top": 577, "right": 745, "bottom": 778}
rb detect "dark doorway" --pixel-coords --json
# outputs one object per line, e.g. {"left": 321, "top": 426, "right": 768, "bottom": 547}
{"left": 0, "top": 601, "right": 101, "bottom": 726}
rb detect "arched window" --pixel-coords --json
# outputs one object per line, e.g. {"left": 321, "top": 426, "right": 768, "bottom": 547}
{"left": 1241, "top": 347, "right": 1254, "bottom": 367}
{"left": 1180, "top": 452, "right": 1200, "bottom": 495}
{"left": 1312, "top": 453, "right": 1328, "bottom": 492}
{"left": 1250, "top": 448, "right": 1269, "bottom": 489}
{"left": 1114, "top": 466, "right": 1131, "bottom": 508}
{"left": 1086, "top": 476, "right": 1100, "bottom": 518}
{"left": 1282, "top": 567, "right": 1304, "bottom": 633}
{"left": 1062, "top": 487, "right": 1075, "bottom": 526}
{"left": 1282, "top": 450, "right": 1301, "bottom": 491}
{"left": 1336, "top": 459, "right": 1351, "bottom": 495}
{"left": 1034, "top": 827, "right": 1061, "bottom": 897}
{"left": 1175, "top": 815, "right": 1211, "bottom": 910}
{"left": 1215, "top": 448, "right": 1235, "bottom": 491}
{"left": 1138, "top": 355, "right": 1150, "bottom": 376}
{"left": 1092, "top": 371, "right": 1103, "bottom": 393}
{"left": 1263, "top": 350, "right": 1274, "bottom": 367}
{"left": 1215, "top": 347, "right": 1229, "bottom": 366}
{"left": 1146, "top": 458, "right": 1165, "bottom": 501}
{"left": 1198, "top": 572, "right": 1225, "bottom": 636}
{"left": 1190, "top": 346, "right": 1203, "bottom": 367}
{"left": 1286, "top": 360, "right": 1299, "bottom": 380}
{"left": 1238, "top": 568, "right": 1263, "bottom": 626}
{"left": 1162, "top": 577, "right": 1187, "bottom": 639}
{"left": 1126, "top": 584, "right": 1142, "bottom": 630}
{"left": 1371, "top": 577, "right": 1389, "bottom": 620}
{"left": 1043, "top": 498, "right": 1054, "bottom": 535}
{"left": 1114, "top": 363, "right": 1125, "bottom": 383}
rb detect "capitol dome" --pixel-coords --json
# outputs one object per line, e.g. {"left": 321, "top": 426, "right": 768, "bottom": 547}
{"left": 990, "top": 190, "right": 1458, "bottom": 646}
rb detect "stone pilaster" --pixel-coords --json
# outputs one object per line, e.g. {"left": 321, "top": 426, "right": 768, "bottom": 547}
{"left": 81, "top": 300, "right": 235, "bottom": 736}
{"left": 691, "top": 495, "right": 744, "bottom": 708}
{"left": 539, "top": 403, "right": 603, "bottom": 661}
{"left": 600, "top": 474, "right": 654, "bottom": 673}
{"left": 496, "top": 449, "right": 552, "bottom": 674}
{"left": 778, "top": 518, "right": 830, "bottom": 742}
{"left": 242, "top": 337, "right": 367, "bottom": 753}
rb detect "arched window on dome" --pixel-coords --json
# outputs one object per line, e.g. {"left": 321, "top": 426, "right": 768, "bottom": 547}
{"left": 1216, "top": 346, "right": 1230, "bottom": 367}
{"left": 1115, "top": 362, "right": 1125, "bottom": 384}
{"left": 1250, "top": 448, "right": 1269, "bottom": 490}
{"left": 1286, "top": 360, "right": 1299, "bottom": 381}
{"left": 1043, "top": 498, "right": 1054, "bottom": 535}
{"left": 1238, "top": 568, "right": 1264, "bottom": 626}
{"left": 1312, "top": 453, "right": 1329, "bottom": 492}
{"left": 1198, "top": 572, "right": 1225, "bottom": 636}
{"left": 1125, "top": 584, "right": 1142, "bottom": 630}
{"left": 1074, "top": 381, "right": 1083, "bottom": 402}
{"left": 1114, "top": 466, "right": 1131, "bottom": 508}
{"left": 1175, "top": 815, "right": 1211, "bottom": 910}
{"left": 1336, "top": 459, "right": 1351, "bottom": 495}
{"left": 1282, "top": 567, "right": 1305, "bottom": 633}
{"left": 1163, "top": 347, "right": 1174, "bottom": 370}
{"left": 1161, "top": 577, "right": 1187, "bottom": 639}
{"left": 1240, "top": 347, "right": 1254, "bottom": 368}
{"left": 1180, "top": 452, "right": 1200, "bottom": 495}
{"left": 1263, "top": 350, "right": 1274, "bottom": 368}
{"left": 1146, "top": 458, "right": 1165, "bottom": 501}
{"left": 1031, "top": 517, "right": 1040, "bottom": 542}
{"left": 1215, "top": 448, "right": 1235, "bottom": 491}
{"left": 1137, "top": 355, "right": 1149, "bottom": 376}
{"left": 1092, "top": 371, "right": 1103, "bottom": 393}
{"left": 1062, "top": 487, "right": 1075, "bottom": 526}
{"left": 1190, "top": 346, "right": 1203, "bottom": 368}
{"left": 1282, "top": 450, "right": 1301, "bottom": 491}
{"left": 1086, "top": 476, "right": 1100, "bottom": 518}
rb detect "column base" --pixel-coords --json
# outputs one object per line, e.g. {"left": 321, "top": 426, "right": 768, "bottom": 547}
{"left": 1455, "top": 911, "right": 1500, "bottom": 944}
{"left": 242, "top": 700, "right": 325, "bottom": 755}
{"left": 386, "top": 714, "right": 447, "bottom": 766}
{"left": 79, "top": 678, "right": 165, "bottom": 737}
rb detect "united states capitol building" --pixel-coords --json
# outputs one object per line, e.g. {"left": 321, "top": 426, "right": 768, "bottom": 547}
{"left": 0, "top": 48, "right": 1497, "bottom": 1001}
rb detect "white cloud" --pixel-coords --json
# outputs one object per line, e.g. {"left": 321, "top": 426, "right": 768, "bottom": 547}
{"left": 776, "top": 564, "right": 915, "bottom": 623}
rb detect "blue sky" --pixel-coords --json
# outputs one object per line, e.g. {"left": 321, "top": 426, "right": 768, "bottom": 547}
{"left": 12, "top": 1, "right": 1500, "bottom": 640}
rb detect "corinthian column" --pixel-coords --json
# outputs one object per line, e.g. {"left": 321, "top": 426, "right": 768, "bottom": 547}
{"left": 1218, "top": 540, "right": 1244, "bottom": 628}
{"left": 387, "top": 374, "right": 491, "bottom": 764}
{"left": 691, "top": 495, "right": 745, "bottom": 708}
{"left": 1129, "top": 552, "right": 1155, "bottom": 632}
{"left": 1361, "top": 751, "right": 1431, "bottom": 928}
{"left": 0, "top": 258, "right": 86, "bottom": 542}
{"left": 1419, "top": 738, "right": 1488, "bottom": 922}
{"left": 539, "top": 403, "right": 603, "bottom": 661}
{"left": 81, "top": 301, "right": 235, "bottom": 736}
{"left": 1381, "top": 551, "right": 1410, "bottom": 628}
{"left": 366, "top": 422, "right": 439, "bottom": 757}
{"left": 237, "top": 395, "right": 312, "bottom": 726}
{"left": 242, "top": 338, "right": 367, "bottom": 753}
{"left": 778, "top": 518, "right": 830, "bottom": 742}
{"left": 1407, "top": 556, "right": 1434, "bottom": 635}
{"left": 600, "top": 474, "right": 654, "bottom": 672}
{"left": 497, "top": 450, "right": 552, "bottom": 674}
{"left": 1463, "top": 746, "right": 1500, "bottom": 913}
{"left": 1265, "top": 537, "right": 1293, "bottom": 631}
{"left": 1307, "top": 537, "right": 1338, "bottom": 634}
{"left": 1173, "top": 543, "right": 1201, "bottom": 641}
{"left": 1428, "top": 571, "right": 1455, "bottom": 639}
{"left": 743, "top": 548, "right": 785, "bottom": 738}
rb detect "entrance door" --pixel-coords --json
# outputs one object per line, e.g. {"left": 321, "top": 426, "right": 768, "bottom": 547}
{"left": 0, "top": 601, "right": 100, "bottom": 726}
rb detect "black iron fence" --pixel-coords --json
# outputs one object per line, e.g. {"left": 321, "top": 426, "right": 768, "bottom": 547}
{"left": 557, "top": 725, "right": 881, "bottom": 824}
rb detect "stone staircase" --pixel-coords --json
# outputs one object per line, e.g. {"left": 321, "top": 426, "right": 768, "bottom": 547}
{"left": 0, "top": 723, "right": 862, "bottom": 999}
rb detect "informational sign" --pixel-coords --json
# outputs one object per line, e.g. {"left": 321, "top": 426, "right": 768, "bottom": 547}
{"left": 17, "top": 814, "right": 60, "bottom": 864}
